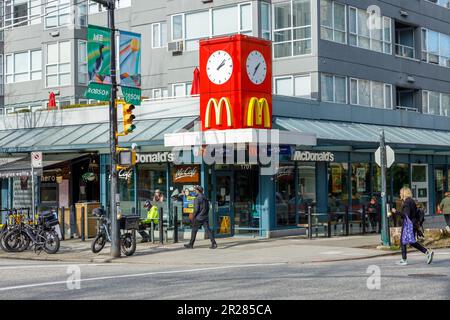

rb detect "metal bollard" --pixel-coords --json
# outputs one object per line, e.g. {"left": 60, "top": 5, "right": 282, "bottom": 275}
{"left": 362, "top": 205, "right": 366, "bottom": 235}
{"left": 150, "top": 221, "right": 155, "bottom": 243}
{"left": 81, "top": 206, "right": 85, "bottom": 241}
{"left": 307, "top": 206, "right": 312, "bottom": 240}
{"left": 327, "top": 213, "right": 332, "bottom": 238}
{"left": 70, "top": 205, "right": 75, "bottom": 239}
{"left": 159, "top": 207, "right": 164, "bottom": 244}
{"left": 61, "top": 206, "right": 65, "bottom": 241}
{"left": 173, "top": 206, "right": 178, "bottom": 244}
{"left": 344, "top": 207, "right": 349, "bottom": 236}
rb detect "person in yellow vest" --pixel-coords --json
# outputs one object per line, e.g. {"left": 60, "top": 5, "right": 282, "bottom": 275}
{"left": 138, "top": 200, "right": 159, "bottom": 243}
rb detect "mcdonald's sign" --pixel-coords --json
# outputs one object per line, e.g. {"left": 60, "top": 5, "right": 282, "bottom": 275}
{"left": 246, "top": 97, "right": 271, "bottom": 128}
{"left": 204, "top": 97, "right": 234, "bottom": 129}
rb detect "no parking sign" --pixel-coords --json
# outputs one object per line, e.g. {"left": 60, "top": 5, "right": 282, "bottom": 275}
{"left": 31, "top": 152, "right": 43, "bottom": 168}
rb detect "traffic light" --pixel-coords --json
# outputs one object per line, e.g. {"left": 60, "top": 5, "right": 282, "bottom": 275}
{"left": 122, "top": 103, "right": 136, "bottom": 135}
{"left": 116, "top": 144, "right": 137, "bottom": 170}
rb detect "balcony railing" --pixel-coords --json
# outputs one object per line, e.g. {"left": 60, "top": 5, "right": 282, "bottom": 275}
{"left": 396, "top": 105, "right": 419, "bottom": 112}
{"left": 395, "top": 43, "right": 415, "bottom": 59}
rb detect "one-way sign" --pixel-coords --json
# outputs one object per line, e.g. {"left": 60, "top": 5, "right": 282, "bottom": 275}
{"left": 375, "top": 146, "right": 395, "bottom": 168}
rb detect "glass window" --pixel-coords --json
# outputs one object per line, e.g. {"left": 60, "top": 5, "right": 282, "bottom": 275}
{"left": 321, "top": 73, "right": 334, "bottom": 102}
{"left": 298, "top": 162, "right": 316, "bottom": 224}
{"left": 429, "top": 91, "right": 441, "bottom": 115}
{"left": 358, "top": 79, "right": 370, "bottom": 106}
{"left": 77, "top": 40, "right": 87, "bottom": 84}
{"left": 276, "top": 165, "right": 296, "bottom": 227}
{"left": 334, "top": 76, "right": 347, "bottom": 103}
{"left": 442, "top": 93, "right": 450, "bottom": 116}
{"left": 239, "top": 3, "right": 252, "bottom": 33}
{"left": 351, "top": 78, "right": 392, "bottom": 108}
{"left": 328, "top": 163, "right": 349, "bottom": 214}
{"left": 351, "top": 163, "right": 371, "bottom": 212}
{"left": 321, "top": 0, "right": 346, "bottom": 44}
{"left": 371, "top": 81, "right": 384, "bottom": 108}
{"left": 385, "top": 84, "right": 393, "bottom": 109}
{"left": 294, "top": 74, "right": 311, "bottom": 98}
{"left": 46, "top": 41, "right": 71, "bottom": 87}
{"left": 349, "top": 6, "right": 391, "bottom": 54}
{"left": 273, "top": 0, "right": 311, "bottom": 58}
{"left": 30, "top": 50, "right": 42, "bottom": 81}
{"left": 152, "top": 22, "right": 167, "bottom": 48}
{"left": 261, "top": 2, "right": 271, "bottom": 40}
{"left": 213, "top": 6, "right": 237, "bottom": 36}
{"left": 137, "top": 164, "right": 168, "bottom": 219}
{"left": 172, "top": 15, "right": 183, "bottom": 41}
{"left": 275, "top": 76, "right": 293, "bottom": 96}
{"left": 172, "top": 83, "right": 186, "bottom": 97}
{"left": 186, "top": 11, "right": 209, "bottom": 50}
{"left": 14, "top": 52, "right": 28, "bottom": 82}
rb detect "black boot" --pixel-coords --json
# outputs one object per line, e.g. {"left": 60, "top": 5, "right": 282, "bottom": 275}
{"left": 184, "top": 243, "right": 194, "bottom": 249}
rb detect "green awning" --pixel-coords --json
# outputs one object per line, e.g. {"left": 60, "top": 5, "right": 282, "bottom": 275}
{"left": 275, "top": 117, "right": 450, "bottom": 149}
{"left": 0, "top": 116, "right": 197, "bottom": 153}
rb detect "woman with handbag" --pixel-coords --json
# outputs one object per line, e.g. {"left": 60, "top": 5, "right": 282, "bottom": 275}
{"left": 396, "top": 187, "right": 434, "bottom": 266}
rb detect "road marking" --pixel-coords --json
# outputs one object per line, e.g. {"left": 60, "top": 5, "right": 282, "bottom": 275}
{"left": 0, "top": 264, "right": 114, "bottom": 271}
{"left": 0, "top": 263, "right": 287, "bottom": 292}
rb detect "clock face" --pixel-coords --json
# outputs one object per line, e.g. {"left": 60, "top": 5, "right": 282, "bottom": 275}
{"left": 246, "top": 50, "right": 267, "bottom": 85}
{"left": 206, "top": 50, "right": 233, "bottom": 85}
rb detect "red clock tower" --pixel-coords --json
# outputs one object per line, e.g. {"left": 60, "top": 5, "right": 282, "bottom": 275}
{"left": 199, "top": 34, "right": 272, "bottom": 131}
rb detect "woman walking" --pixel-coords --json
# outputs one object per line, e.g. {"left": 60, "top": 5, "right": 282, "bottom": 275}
{"left": 396, "top": 187, "right": 434, "bottom": 266}
{"left": 439, "top": 192, "right": 450, "bottom": 229}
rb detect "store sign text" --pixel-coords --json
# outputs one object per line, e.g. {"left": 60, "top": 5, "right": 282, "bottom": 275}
{"left": 136, "top": 152, "right": 174, "bottom": 164}
{"left": 292, "top": 151, "right": 335, "bottom": 162}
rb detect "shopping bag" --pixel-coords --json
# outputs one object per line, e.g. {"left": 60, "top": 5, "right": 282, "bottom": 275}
{"left": 401, "top": 215, "right": 416, "bottom": 245}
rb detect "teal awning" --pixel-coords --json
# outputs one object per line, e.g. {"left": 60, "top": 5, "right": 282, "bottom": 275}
{"left": 275, "top": 117, "right": 450, "bottom": 149}
{"left": 0, "top": 117, "right": 197, "bottom": 153}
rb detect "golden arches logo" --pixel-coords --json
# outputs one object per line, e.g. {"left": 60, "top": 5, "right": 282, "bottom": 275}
{"left": 246, "top": 97, "right": 271, "bottom": 128}
{"left": 204, "top": 97, "right": 233, "bottom": 129}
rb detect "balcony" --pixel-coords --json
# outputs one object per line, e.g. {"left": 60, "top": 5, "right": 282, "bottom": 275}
{"left": 396, "top": 87, "right": 419, "bottom": 112}
{"left": 395, "top": 22, "right": 417, "bottom": 60}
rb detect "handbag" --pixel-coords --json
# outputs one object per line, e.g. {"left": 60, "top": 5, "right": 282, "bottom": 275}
{"left": 401, "top": 215, "right": 416, "bottom": 245}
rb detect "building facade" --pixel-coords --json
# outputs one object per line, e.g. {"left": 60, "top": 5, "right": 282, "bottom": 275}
{"left": 0, "top": 0, "right": 450, "bottom": 237}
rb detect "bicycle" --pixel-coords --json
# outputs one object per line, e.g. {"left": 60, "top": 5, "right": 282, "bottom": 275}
{"left": 91, "top": 208, "right": 139, "bottom": 256}
{"left": 3, "top": 211, "right": 60, "bottom": 254}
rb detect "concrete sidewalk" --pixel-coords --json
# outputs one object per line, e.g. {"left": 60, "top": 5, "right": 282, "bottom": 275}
{"left": 0, "top": 234, "right": 398, "bottom": 265}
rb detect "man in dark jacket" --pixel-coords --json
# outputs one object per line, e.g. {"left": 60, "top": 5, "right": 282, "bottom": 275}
{"left": 184, "top": 185, "right": 217, "bottom": 249}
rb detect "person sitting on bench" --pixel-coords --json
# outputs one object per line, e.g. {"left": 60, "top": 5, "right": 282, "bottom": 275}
{"left": 138, "top": 200, "right": 159, "bottom": 243}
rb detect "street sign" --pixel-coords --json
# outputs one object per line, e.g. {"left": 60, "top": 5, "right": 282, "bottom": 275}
{"left": 31, "top": 152, "right": 43, "bottom": 168}
{"left": 375, "top": 145, "right": 395, "bottom": 168}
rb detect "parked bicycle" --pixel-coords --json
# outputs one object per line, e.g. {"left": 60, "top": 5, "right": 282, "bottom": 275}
{"left": 2, "top": 210, "right": 60, "bottom": 254}
{"left": 91, "top": 208, "right": 139, "bottom": 256}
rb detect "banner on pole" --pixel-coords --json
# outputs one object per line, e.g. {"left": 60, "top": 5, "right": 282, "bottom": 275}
{"left": 85, "top": 25, "right": 112, "bottom": 101}
{"left": 119, "top": 30, "right": 142, "bottom": 105}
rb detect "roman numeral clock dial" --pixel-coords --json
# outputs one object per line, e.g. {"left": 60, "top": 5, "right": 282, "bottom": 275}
{"left": 206, "top": 50, "right": 233, "bottom": 85}
{"left": 246, "top": 50, "right": 267, "bottom": 85}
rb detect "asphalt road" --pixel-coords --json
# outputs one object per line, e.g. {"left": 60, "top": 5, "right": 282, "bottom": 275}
{"left": 0, "top": 249, "right": 449, "bottom": 300}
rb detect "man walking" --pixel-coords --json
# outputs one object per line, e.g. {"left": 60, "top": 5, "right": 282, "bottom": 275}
{"left": 184, "top": 185, "right": 217, "bottom": 249}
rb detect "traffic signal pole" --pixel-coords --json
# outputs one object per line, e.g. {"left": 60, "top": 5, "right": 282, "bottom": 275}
{"left": 107, "top": 0, "right": 121, "bottom": 258}
{"left": 92, "top": 0, "right": 120, "bottom": 257}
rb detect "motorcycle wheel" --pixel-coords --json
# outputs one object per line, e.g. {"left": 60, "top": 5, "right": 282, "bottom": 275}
{"left": 43, "top": 230, "right": 60, "bottom": 254}
{"left": 91, "top": 234, "right": 107, "bottom": 253}
{"left": 120, "top": 231, "right": 136, "bottom": 256}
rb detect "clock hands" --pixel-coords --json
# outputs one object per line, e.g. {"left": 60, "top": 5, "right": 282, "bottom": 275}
{"left": 217, "top": 59, "right": 226, "bottom": 71}
{"left": 253, "top": 63, "right": 261, "bottom": 76}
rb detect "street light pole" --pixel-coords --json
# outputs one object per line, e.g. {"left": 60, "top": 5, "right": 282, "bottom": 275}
{"left": 380, "top": 130, "right": 391, "bottom": 247}
{"left": 92, "top": 0, "right": 120, "bottom": 257}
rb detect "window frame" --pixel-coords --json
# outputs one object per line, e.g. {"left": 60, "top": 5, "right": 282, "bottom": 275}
{"left": 320, "top": 0, "right": 347, "bottom": 44}
{"left": 348, "top": 6, "right": 392, "bottom": 55}
{"left": 274, "top": 73, "right": 312, "bottom": 99}
{"left": 151, "top": 22, "right": 168, "bottom": 49}
{"left": 421, "top": 28, "right": 450, "bottom": 68}
{"left": 321, "top": 73, "right": 348, "bottom": 104}
{"left": 46, "top": 41, "right": 72, "bottom": 88}
{"left": 44, "top": 0, "right": 71, "bottom": 30}
{"left": 77, "top": 40, "right": 88, "bottom": 85}
{"left": 272, "top": 0, "right": 313, "bottom": 59}
{"left": 170, "top": 2, "right": 253, "bottom": 51}
{"left": 4, "top": 49, "right": 42, "bottom": 84}
{"left": 350, "top": 77, "right": 393, "bottom": 109}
